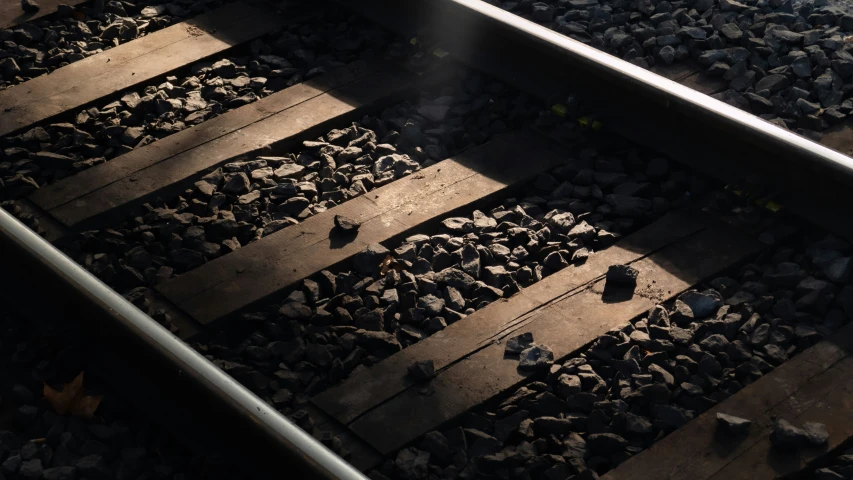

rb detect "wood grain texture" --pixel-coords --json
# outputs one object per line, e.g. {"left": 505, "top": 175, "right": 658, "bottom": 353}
{"left": 0, "top": 2, "right": 285, "bottom": 136}
{"left": 0, "top": 0, "right": 87, "bottom": 29}
{"left": 47, "top": 63, "right": 423, "bottom": 229}
{"left": 30, "top": 60, "right": 372, "bottom": 213}
{"left": 158, "top": 130, "right": 569, "bottom": 325}
{"left": 345, "top": 219, "right": 761, "bottom": 454}
{"left": 313, "top": 211, "right": 709, "bottom": 425}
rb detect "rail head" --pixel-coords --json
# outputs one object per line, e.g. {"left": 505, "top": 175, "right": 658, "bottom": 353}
{"left": 439, "top": 0, "right": 853, "bottom": 178}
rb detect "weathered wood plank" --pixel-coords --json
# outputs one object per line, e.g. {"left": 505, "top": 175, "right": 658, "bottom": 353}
{"left": 46, "top": 63, "right": 428, "bottom": 229}
{"left": 11, "top": 198, "right": 67, "bottom": 243}
{"left": 347, "top": 222, "right": 762, "bottom": 455}
{"left": 313, "top": 210, "right": 709, "bottom": 425}
{"left": 709, "top": 358, "right": 853, "bottom": 479}
{"left": 301, "top": 404, "right": 384, "bottom": 473}
{"left": 678, "top": 70, "right": 728, "bottom": 96}
{"left": 602, "top": 322, "right": 853, "bottom": 480}
{"left": 157, "top": 129, "right": 569, "bottom": 325}
{"left": 0, "top": 2, "right": 286, "bottom": 136}
{"left": 30, "top": 60, "right": 372, "bottom": 213}
{"left": 820, "top": 122, "right": 853, "bottom": 157}
{"left": 652, "top": 61, "right": 703, "bottom": 83}
{"left": 0, "top": 0, "right": 88, "bottom": 29}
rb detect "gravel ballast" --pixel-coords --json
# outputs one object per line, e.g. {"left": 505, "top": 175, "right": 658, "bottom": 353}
{"left": 188, "top": 133, "right": 702, "bottom": 462}
{"left": 0, "top": 0, "right": 236, "bottom": 90}
{"left": 0, "top": 9, "right": 393, "bottom": 199}
{"left": 493, "top": 0, "right": 853, "bottom": 137}
{"left": 807, "top": 446, "right": 853, "bottom": 479}
{"left": 59, "top": 72, "right": 541, "bottom": 300}
{"left": 0, "top": 276, "right": 254, "bottom": 480}
{"left": 371, "top": 227, "right": 853, "bottom": 480}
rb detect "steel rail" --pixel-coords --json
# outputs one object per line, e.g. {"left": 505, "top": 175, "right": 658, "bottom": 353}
{"left": 0, "top": 205, "right": 368, "bottom": 480}
{"left": 444, "top": 0, "right": 853, "bottom": 177}
{"left": 340, "top": 0, "right": 853, "bottom": 239}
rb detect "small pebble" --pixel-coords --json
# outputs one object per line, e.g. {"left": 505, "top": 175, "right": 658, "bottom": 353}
{"left": 334, "top": 215, "right": 361, "bottom": 234}
{"left": 606, "top": 264, "right": 639, "bottom": 287}
{"left": 408, "top": 360, "right": 436, "bottom": 382}
{"left": 518, "top": 344, "right": 554, "bottom": 370}
{"left": 505, "top": 332, "right": 534, "bottom": 355}
{"left": 771, "top": 419, "right": 829, "bottom": 451}
{"left": 21, "top": 0, "right": 39, "bottom": 12}
{"left": 716, "top": 413, "right": 751, "bottom": 436}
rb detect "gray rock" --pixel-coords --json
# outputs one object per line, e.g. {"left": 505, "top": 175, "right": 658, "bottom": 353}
{"left": 824, "top": 257, "right": 851, "bottom": 283}
{"left": 605, "top": 194, "right": 651, "bottom": 217}
{"left": 802, "top": 422, "right": 830, "bottom": 446}
{"left": 494, "top": 410, "right": 529, "bottom": 442}
{"left": 334, "top": 215, "right": 360, "bottom": 233}
{"left": 419, "top": 294, "right": 445, "bottom": 316}
{"left": 222, "top": 173, "right": 251, "bottom": 195}
{"left": 606, "top": 264, "right": 639, "bottom": 286}
{"left": 771, "top": 419, "right": 828, "bottom": 450}
{"left": 18, "top": 459, "right": 42, "bottom": 479}
{"left": 625, "top": 412, "right": 654, "bottom": 434}
{"left": 678, "top": 290, "right": 722, "bottom": 318}
{"left": 505, "top": 332, "right": 534, "bottom": 355}
{"left": 395, "top": 448, "right": 430, "bottom": 480}
{"left": 717, "top": 413, "right": 751, "bottom": 435}
{"left": 586, "top": 433, "right": 628, "bottom": 455}
{"left": 532, "top": 416, "right": 577, "bottom": 436}
{"left": 547, "top": 212, "right": 576, "bottom": 232}
{"left": 353, "top": 243, "right": 390, "bottom": 275}
{"left": 653, "top": 404, "right": 688, "bottom": 429}
{"left": 658, "top": 45, "right": 676, "bottom": 65}
{"left": 21, "top": 0, "right": 39, "bottom": 12}
{"left": 754, "top": 74, "right": 789, "bottom": 94}
{"left": 408, "top": 360, "right": 436, "bottom": 382}
{"left": 442, "top": 217, "right": 474, "bottom": 233}
{"left": 357, "top": 330, "right": 402, "bottom": 352}
{"left": 700, "top": 334, "right": 729, "bottom": 352}
{"left": 434, "top": 268, "right": 476, "bottom": 291}
{"left": 419, "top": 431, "right": 451, "bottom": 465}
{"left": 544, "top": 251, "right": 569, "bottom": 270}
{"left": 518, "top": 344, "right": 554, "bottom": 370}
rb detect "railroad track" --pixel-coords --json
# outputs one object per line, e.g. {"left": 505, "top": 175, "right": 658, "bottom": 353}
{"left": 3, "top": 0, "right": 853, "bottom": 479}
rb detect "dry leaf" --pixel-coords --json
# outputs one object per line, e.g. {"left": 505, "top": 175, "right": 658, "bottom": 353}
{"left": 43, "top": 372, "right": 103, "bottom": 420}
{"left": 71, "top": 394, "right": 103, "bottom": 419}
{"left": 379, "top": 255, "right": 403, "bottom": 275}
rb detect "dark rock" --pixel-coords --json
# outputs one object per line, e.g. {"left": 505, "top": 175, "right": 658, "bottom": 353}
{"left": 408, "top": 360, "right": 436, "bottom": 382}
{"left": 518, "top": 344, "right": 554, "bottom": 370}
{"left": 419, "top": 431, "right": 452, "bottom": 465}
{"left": 21, "top": 0, "right": 39, "bottom": 12}
{"left": 717, "top": 413, "right": 751, "bottom": 436}
{"left": 505, "top": 332, "right": 534, "bottom": 355}
{"left": 395, "top": 448, "right": 430, "bottom": 480}
{"left": 434, "top": 268, "right": 476, "bottom": 291}
{"left": 754, "top": 74, "right": 789, "bottom": 94}
{"left": 606, "top": 264, "right": 639, "bottom": 287}
{"left": 334, "top": 215, "right": 361, "bottom": 233}
{"left": 802, "top": 422, "right": 830, "bottom": 446}
{"left": 586, "top": 433, "right": 628, "bottom": 455}
{"left": 653, "top": 404, "right": 688, "bottom": 429}
{"left": 353, "top": 243, "right": 390, "bottom": 275}
{"left": 771, "top": 419, "right": 828, "bottom": 450}
{"left": 494, "top": 410, "right": 529, "bottom": 443}
{"left": 678, "top": 290, "right": 722, "bottom": 318}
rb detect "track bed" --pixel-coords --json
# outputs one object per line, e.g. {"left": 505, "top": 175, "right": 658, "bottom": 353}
{"left": 4, "top": 0, "right": 853, "bottom": 479}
